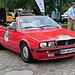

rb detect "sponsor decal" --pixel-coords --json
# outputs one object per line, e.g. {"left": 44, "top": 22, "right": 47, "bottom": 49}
{"left": 4, "top": 30, "right": 9, "bottom": 42}
{"left": 57, "top": 35, "right": 72, "bottom": 39}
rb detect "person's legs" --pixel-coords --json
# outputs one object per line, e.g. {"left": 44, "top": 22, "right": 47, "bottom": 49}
{"left": 68, "top": 18, "right": 74, "bottom": 30}
{"left": 73, "top": 21, "right": 75, "bottom": 31}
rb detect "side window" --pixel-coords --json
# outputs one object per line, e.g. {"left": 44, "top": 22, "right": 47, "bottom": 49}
{"left": 8, "top": 22, "right": 17, "bottom": 31}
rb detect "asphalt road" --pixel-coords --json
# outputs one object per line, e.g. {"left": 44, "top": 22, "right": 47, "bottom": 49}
{"left": 0, "top": 49, "right": 75, "bottom": 75}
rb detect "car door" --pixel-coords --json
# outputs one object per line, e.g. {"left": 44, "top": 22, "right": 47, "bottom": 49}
{"left": 0, "top": 22, "right": 19, "bottom": 52}
{"left": 7, "top": 29, "right": 18, "bottom": 52}
{"left": 5, "top": 22, "right": 19, "bottom": 52}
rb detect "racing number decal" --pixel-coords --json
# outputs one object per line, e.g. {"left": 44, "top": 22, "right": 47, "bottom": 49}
{"left": 4, "top": 30, "right": 9, "bottom": 42}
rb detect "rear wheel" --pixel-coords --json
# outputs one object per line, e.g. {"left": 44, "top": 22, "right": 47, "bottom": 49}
{"left": 20, "top": 42, "right": 33, "bottom": 63}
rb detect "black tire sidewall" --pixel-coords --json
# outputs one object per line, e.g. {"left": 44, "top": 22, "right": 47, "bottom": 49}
{"left": 20, "top": 42, "right": 33, "bottom": 63}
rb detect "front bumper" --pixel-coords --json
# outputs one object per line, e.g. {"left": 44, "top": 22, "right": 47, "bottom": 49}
{"left": 31, "top": 47, "right": 75, "bottom": 60}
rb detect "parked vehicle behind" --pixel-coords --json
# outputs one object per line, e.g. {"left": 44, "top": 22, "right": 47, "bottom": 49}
{"left": 61, "top": 11, "right": 68, "bottom": 23}
{"left": 0, "top": 7, "right": 15, "bottom": 23}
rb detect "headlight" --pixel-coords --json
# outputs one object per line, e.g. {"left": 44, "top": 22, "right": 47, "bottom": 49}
{"left": 48, "top": 42, "right": 55, "bottom": 47}
{"left": 40, "top": 41, "right": 56, "bottom": 48}
{"left": 40, "top": 42, "right": 47, "bottom": 48}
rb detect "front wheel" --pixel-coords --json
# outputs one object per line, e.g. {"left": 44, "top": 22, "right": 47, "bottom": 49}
{"left": 20, "top": 42, "right": 33, "bottom": 63}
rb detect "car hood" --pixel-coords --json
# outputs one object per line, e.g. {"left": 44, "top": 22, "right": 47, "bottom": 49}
{"left": 21, "top": 28, "right": 75, "bottom": 42}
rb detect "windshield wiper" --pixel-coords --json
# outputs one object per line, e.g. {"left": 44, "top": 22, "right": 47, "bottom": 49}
{"left": 21, "top": 26, "right": 42, "bottom": 29}
{"left": 39, "top": 25, "right": 59, "bottom": 29}
{"left": 21, "top": 25, "right": 59, "bottom": 30}
{"left": 51, "top": 26, "right": 59, "bottom": 28}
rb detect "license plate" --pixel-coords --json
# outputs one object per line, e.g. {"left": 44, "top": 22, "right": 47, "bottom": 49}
{"left": 59, "top": 48, "right": 75, "bottom": 54}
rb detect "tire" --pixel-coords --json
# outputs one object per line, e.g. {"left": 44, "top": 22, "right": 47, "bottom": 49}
{"left": 0, "top": 43, "right": 4, "bottom": 50}
{"left": 20, "top": 42, "right": 33, "bottom": 63}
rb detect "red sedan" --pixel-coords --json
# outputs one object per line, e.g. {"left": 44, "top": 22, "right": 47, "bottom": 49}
{"left": 0, "top": 16, "right": 75, "bottom": 63}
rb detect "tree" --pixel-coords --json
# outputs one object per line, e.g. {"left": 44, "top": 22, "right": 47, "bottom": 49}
{"left": 0, "top": 0, "right": 75, "bottom": 15}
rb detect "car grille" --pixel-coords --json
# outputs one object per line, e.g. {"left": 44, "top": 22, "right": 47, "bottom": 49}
{"left": 57, "top": 39, "right": 75, "bottom": 46}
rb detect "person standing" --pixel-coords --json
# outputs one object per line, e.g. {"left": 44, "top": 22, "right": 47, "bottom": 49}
{"left": 68, "top": 2, "right": 75, "bottom": 30}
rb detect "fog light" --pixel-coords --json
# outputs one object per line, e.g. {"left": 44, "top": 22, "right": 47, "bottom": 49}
{"left": 48, "top": 54, "right": 54, "bottom": 57}
{"left": 33, "top": 50, "right": 37, "bottom": 52}
{"left": 46, "top": 51, "right": 49, "bottom": 53}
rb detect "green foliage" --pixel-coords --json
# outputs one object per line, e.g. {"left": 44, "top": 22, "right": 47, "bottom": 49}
{"left": 62, "top": 25, "right": 74, "bottom": 31}
{"left": 0, "top": 0, "right": 75, "bottom": 15}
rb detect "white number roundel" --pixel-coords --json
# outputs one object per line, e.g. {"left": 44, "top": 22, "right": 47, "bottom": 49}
{"left": 4, "top": 30, "right": 9, "bottom": 42}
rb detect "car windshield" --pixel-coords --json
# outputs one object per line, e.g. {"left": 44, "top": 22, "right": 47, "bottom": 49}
{"left": 19, "top": 16, "right": 61, "bottom": 30}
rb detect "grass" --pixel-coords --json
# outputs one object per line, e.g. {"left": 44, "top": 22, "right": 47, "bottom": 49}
{"left": 62, "top": 25, "right": 74, "bottom": 31}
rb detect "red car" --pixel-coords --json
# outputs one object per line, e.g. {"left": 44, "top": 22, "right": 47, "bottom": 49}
{"left": 0, "top": 16, "right": 75, "bottom": 63}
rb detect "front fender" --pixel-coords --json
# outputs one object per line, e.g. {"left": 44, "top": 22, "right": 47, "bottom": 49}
{"left": 20, "top": 39, "right": 31, "bottom": 47}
